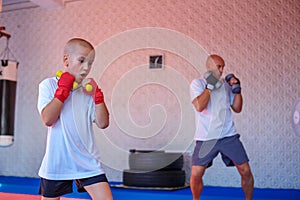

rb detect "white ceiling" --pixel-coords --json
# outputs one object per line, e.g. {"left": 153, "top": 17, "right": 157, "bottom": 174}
{"left": 1, "top": 0, "right": 80, "bottom": 12}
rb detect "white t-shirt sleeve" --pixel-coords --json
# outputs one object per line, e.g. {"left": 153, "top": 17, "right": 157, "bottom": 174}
{"left": 37, "top": 78, "right": 56, "bottom": 114}
{"left": 190, "top": 78, "right": 206, "bottom": 102}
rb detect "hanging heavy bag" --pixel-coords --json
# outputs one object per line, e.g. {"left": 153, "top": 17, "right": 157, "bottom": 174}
{"left": 0, "top": 61, "right": 18, "bottom": 147}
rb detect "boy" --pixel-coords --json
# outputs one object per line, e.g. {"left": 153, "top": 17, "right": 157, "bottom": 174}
{"left": 37, "top": 38, "right": 113, "bottom": 200}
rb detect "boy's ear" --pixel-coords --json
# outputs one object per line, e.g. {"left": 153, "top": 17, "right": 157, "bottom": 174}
{"left": 63, "top": 54, "right": 69, "bottom": 67}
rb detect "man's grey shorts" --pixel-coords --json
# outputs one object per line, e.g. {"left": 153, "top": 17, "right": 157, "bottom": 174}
{"left": 192, "top": 134, "right": 249, "bottom": 168}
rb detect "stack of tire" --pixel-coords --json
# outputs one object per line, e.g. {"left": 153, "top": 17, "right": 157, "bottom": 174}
{"left": 123, "top": 149, "right": 186, "bottom": 188}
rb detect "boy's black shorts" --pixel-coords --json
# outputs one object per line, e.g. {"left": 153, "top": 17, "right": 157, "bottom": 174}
{"left": 39, "top": 174, "right": 108, "bottom": 198}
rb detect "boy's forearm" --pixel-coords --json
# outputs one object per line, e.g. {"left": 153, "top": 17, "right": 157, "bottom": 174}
{"left": 41, "top": 98, "right": 63, "bottom": 126}
{"left": 95, "top": 102, "right": 109, "bottom": 129}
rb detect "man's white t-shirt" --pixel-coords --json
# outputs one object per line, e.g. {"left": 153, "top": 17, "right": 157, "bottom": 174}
{"left": 37, "top": 77, "right": 105, "bottom": 180}
{"left": 190, "top": 78, "right": 238, "bottom": 141}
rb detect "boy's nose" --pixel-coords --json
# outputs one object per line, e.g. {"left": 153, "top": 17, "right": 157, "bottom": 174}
{"left": 82, "top": 62, "right": 89, "bottom": 70}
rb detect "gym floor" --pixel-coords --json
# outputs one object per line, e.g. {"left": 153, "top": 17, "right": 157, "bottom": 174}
{"left": 0, "top": 176, "right": 299, "bottom": 200}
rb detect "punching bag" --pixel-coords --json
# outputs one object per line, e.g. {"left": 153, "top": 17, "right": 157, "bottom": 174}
{"left": 0, "top": 60, "right": 17, "bottom": 147}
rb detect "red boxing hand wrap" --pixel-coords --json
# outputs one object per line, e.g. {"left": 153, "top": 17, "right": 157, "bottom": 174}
{"left": 83, "top": 78, "right": 104, "bottom": 104}
{"left": 54, "top": 88, "right": 70, "bottom": 103}
{"left": 54, "top": 72, "right": 75, "bottom": 103}
{"left": 94, "top": 87, "right": 104, "bottom": 104}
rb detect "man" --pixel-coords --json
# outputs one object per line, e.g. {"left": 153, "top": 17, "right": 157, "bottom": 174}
{"left": 189, "top": 54, "right": 254, "bottom": 200}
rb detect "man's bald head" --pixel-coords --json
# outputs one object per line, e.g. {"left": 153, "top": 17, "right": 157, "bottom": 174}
{"left": 206, "top": 54, "right": 225, "bottom": 70}
{"left": 205, "top": 54, "right": 225, "bottom": 79}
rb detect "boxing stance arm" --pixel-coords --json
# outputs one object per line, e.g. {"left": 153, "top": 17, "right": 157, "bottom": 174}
{"left": 40, "top": 72, "right": 74, "bottom": 126}
{"left": 82, "top": 78, "right": 110, "bottom": 129}
{"left": 192, "top": 89, "right": 211, "bottom": 112}
{"left": 225, "top": 73, "right": 243, "bottom": 113}
{"left": 231, "top": 93, "right": 243, "bottom": 113}
{"left": 94, "top": 102, "right": 109, "bottom": 129}
{"left": 41, "top": 98, "right": 64, "bottom": 127}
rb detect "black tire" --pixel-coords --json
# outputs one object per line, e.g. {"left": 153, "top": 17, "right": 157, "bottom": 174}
{"left": 123, "top": 170, "right": 186, "bottom": 187}
{"left": 129, "top": 149, "right": 165, "bottom": 153}
{"left": 129, "top": 151, "right": 184, "bottom": 171}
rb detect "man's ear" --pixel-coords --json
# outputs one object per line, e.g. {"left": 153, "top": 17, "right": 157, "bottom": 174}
{"left": 63, "top": 54, "right": 69, "bottom": 67}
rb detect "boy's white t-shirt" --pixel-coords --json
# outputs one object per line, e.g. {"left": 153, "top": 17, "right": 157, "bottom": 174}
{"left": 190, "top": 78, "right": 237, "bottom": 141}
{"left": 37, "top": 77, "right": 105, "bottom": 180}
